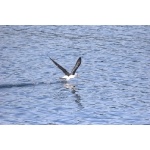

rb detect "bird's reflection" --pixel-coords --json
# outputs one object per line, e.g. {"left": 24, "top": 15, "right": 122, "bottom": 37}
{"left": 64, "top": 83, "right": 76, "bottom": 90}
{"left": 64, "top": 83, "right": 83, "bottom": 108}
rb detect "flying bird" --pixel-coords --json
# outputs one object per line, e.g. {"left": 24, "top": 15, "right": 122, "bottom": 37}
{"left": 49, "top": 57, "right": 81, "bottom": 81}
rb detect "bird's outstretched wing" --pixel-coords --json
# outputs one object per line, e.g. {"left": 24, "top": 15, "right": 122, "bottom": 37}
{"left": 49, "top": 57, "right": 70, "bottom": 76}
{"left": 71, "top": 57, "right": 81, "bottom": 75}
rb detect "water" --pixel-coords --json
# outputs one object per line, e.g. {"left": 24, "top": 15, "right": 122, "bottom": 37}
{"left": 0, "top": 25, "right": 150, "bottom": 124}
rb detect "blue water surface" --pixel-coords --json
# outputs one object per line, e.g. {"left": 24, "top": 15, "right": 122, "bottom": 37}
{"left": 0, "top": 25, "right": 150, "bottom": 124}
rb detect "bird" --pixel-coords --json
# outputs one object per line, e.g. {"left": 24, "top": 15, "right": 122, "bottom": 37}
{"left": 49, "top": 57, "right": 81, "bottom": 81}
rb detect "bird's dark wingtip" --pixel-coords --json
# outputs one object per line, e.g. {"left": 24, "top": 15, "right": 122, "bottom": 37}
{"left": 49, "top": 57, "right": 53, "bottom": 61}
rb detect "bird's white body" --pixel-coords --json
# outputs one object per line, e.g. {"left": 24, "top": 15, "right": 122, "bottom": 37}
{"left": 61, "top": 73, "right": 77, "bottom": 81}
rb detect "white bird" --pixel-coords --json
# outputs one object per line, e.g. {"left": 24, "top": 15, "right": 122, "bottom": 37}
{"left": 49, "top": 57, "right": 81, "bottom": 81}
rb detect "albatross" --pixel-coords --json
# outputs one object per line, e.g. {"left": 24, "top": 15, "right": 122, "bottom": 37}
{"left": 49, "top": 57, "right": 81, "bottom": 81}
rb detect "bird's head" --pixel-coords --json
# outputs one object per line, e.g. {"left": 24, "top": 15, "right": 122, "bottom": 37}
{"left": 75, "top": 73, "right": 79, "bottom": 77}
